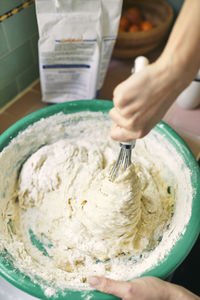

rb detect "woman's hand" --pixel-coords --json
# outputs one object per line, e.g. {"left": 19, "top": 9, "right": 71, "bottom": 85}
{"left": 88, "top": 275, "right": 200, "bottom": 300}
{"left": 109, "top": 58, "right": 184, "bottom": 142}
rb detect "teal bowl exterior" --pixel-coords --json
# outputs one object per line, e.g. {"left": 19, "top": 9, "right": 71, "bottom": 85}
{"left": 0, "top": 100, "right": 200, "bottom": 300}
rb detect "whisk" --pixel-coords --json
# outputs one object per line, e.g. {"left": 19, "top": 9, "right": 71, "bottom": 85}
{"left": 110, "top": 56, "right": 149, "bottom": 181}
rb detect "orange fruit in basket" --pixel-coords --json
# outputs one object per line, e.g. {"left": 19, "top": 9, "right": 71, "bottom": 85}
{"left": 129, "top": 24, "right": 140, "bottom": 32}
{"left": 140, "top": 20, "right": 153, "bottom": 31}
{"left": 125, "top": 7, "right": 143, "bottom": 26}
{"left": 119, "top": 16, "right": 130, "bottom": 31}
{"left": 118, "top": 25, "right": 126, "bottom": 32}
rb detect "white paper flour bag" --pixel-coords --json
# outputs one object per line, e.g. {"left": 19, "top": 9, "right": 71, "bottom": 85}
{"left": 35, "top": 0, "right": 122, "bottom": 103}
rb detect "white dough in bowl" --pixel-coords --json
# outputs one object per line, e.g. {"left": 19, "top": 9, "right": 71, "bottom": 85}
{"left": 0, "top": 111, "right": 193, "bottom": 296}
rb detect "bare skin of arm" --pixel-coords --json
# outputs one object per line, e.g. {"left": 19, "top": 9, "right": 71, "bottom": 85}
{"left": 110, "top": 0, "right": 200, "bottom": 142}
{"left": 88, "top": 276, "right": 200, "bottom": 300}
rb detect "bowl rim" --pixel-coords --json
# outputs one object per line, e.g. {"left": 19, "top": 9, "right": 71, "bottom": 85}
{"left": 0, "top": 100, "right": 200, "bottom": 300}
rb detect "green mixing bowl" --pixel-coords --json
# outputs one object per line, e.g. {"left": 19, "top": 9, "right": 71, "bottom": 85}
{"left": 0, "top": 100, "right": 200, "bottom": 300}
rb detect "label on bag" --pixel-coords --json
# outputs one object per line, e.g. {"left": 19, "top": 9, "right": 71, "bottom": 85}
{"left": 35, "top": 0, "right": 122, "bottom": 103}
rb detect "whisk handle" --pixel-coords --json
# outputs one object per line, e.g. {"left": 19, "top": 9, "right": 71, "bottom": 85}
{"left": 121, "top": 56, "right": 149, "bottom": 148}
{"left": 131, "top": 56, "right": 149, "bottom": 74}
{"left": 120, "top": 141, "right": 136, "bottom": 149}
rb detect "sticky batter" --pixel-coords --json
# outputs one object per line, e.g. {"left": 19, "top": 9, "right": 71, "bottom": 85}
{"left": 16, "top": 137, "right": 174, "bottom": 267}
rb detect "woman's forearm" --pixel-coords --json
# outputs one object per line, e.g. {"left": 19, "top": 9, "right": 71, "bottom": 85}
{"left": 161, "top": 0, "right": 200, "bottom": 88}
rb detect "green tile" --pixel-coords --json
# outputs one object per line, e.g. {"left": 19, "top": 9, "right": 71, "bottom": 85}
{"left": 0, "top": 80, "right": 18, "bottom": 109}
{"left": 0, "top": 0, "right": 24, "bottom": 16}
{"left": 17, "top": 64, "right": 39, "bottom": 92}
{"left": 31, "top": 33, "right": 39, "bottom": 65}
{"left": 0, "top": 24, "right": 9, "bottom": 58}
{"left": 4, "top": 4, "right": 38, "bottom": 51}
{"left": 0, "top": 41, "right": 35, "bottom": 90}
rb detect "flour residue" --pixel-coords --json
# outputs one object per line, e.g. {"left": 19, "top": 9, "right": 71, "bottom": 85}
{"left": 0, "top": 111, "right": 193, "bottom": 297}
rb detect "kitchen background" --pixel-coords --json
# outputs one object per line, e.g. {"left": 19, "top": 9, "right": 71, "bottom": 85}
{"left": 0, "top": 0, "right": 199, "bottom": 298}
{"left": 0, "top": 0, "right": 183, "bottom": 110}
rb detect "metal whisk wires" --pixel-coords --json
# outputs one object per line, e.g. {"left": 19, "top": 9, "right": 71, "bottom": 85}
{"left": 110, "top": 141, "right": 135, "bottom": 181}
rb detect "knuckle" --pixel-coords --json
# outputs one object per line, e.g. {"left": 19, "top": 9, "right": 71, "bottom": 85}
{"left": 110, "top": 132, "right": 118, "bottom": 141}
{"left": 113, "top": 86, "right": 119, "bottom": 98}
{"left": 113, "top": 83, "right": 123, "bottom": 97}
{"left": 101, "top": 278, "right": 108, "bottom": 289}
{"left": 137, "top": 127, "right": 148, "bottom": 138}
{"left": 120, "top": 107, "right": 130, "bottom": 118}
{"left": 126, "top": 118, "right": 136, "bottom": 131}
{"left": 109, "top": 108, "right": 121, "bottom": 124}
{"left": 113, "top": 95, "right": 123, "bottom": 109}
{"left": 100, "top": 278, "right": 112, "bottom": 293}
{"left": 127, "top": 283, "right": 134, "bottom": 297}
{"left": 125, "top": 114, "right": 143, "bottom": 133}
{"left": 113, "top": 90, "right": 128, "bottom": 110}
{"left": 109, "top": 108, "right": 115, "bottom": 118}
{"left": 136, "top": 131, "right": 143, "bottom": 139}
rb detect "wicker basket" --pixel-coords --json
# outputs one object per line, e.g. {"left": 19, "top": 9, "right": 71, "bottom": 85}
{"left": 113, "top": 0, "right": 174, "bottom": 58}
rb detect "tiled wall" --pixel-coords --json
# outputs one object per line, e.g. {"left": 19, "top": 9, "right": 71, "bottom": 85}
{"left": 0, "top": 0, "right": 39, "bottom": 109}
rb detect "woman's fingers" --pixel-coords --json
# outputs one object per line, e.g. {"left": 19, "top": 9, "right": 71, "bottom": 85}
{"left": 109, "top": 108, "right": 131, "bottom": 130}
{"left": 109, "top": 107, "right": 150, "bottom": 140}
{"left": 88, "top": 276, "right": 174, "bottom": 300}
{"left": 110, "top": 123, "right": 147, "bottom": 141}
{"left": 88, "top": 276, "right": 133, "bottom": 299}
{"left": 109, "top": 108, "right": 141, "bottom": 132}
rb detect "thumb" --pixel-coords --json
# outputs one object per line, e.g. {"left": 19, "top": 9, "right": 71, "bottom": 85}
{"left": 88, "top": 276, "right": 132, "bottom": 299}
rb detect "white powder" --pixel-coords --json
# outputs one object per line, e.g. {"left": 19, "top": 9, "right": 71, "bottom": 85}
{"left": 0, "top": 111, "right": 193, "bottom": 298}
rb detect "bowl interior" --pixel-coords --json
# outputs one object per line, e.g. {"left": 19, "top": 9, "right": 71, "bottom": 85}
{"left": 0, "top": 100, "right": 199, "bottom": 300}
